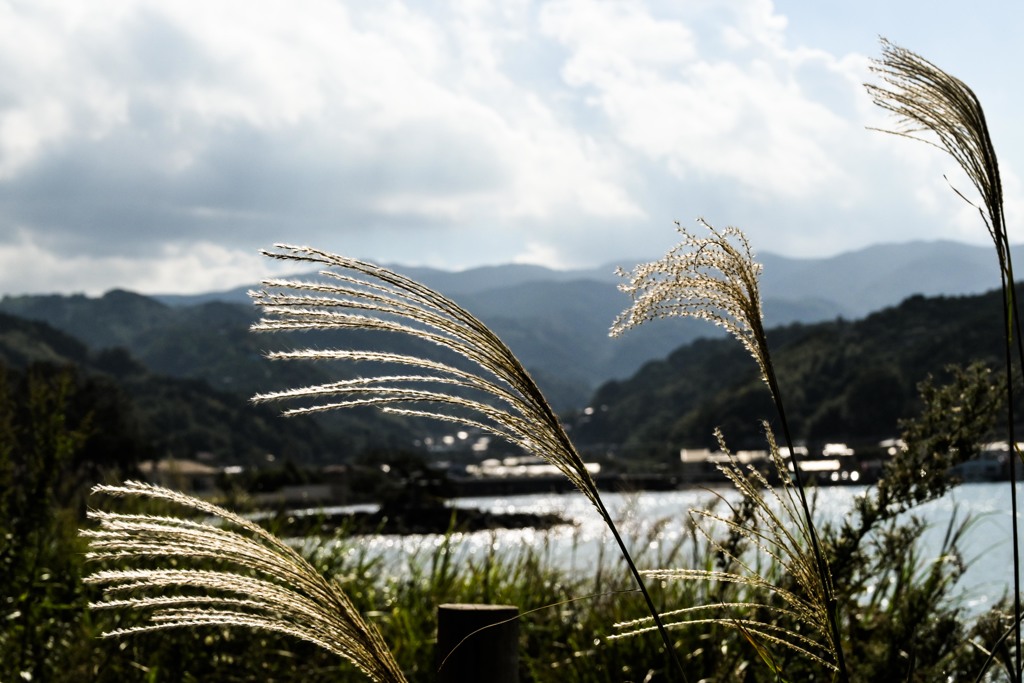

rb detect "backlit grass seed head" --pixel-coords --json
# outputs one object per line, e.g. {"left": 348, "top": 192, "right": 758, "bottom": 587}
{"left": 867, "top": 38, "right": 1005, "bottom": 248}
{"left": 869, "top": 39, "right": 1016, "bottom": 681}
{"left": 612, "top": 426, "right": 840, "bottom": 673}
{"left": 612, "top": 222, "right": 848, "bottom": 678}
{"left": 249, "top": 245, "right": 689, "bottom": 676}
{"left": 249, "top": 244, "right": 601, "bottom": 508}
{"left": 612, "top": 219, "right": 770, "bottom": 383}
{"left": 82, "top": 481, "right": 408, "bottom": 683}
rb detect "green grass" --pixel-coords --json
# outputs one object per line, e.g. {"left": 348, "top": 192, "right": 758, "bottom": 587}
{"left": 6, "top": 36, "right": 1023, "bottom": 683}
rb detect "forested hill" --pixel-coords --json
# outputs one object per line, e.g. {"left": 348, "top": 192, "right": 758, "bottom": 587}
{"left": 0, "top": 287, "right": 700, "bottom": 412}
{"left": 3, "top": 240, "right": 1021, "bottom": 413}
{"left": 570, "top": 285, "right": 1014, "bottom": 457}
{"left": 0, "top": 283, "right": 818, "bottom": 414}
{"left": 0, "top": 311, "right": 406, "bottom": 467}
{"left": 0, "top": 280, "right": 1017, "bottom": 467}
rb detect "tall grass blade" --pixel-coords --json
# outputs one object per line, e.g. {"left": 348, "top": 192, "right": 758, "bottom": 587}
{"left": 82, "top": 480, "right": 408, "bottom": 683}
{"left": 611, "top": 428, "right": 840, "bottom": 675}
{"left": 867, "top": 38, "right": 1021, "bottom": 681}
{"left": 612, "top": 220, "right": 849, "bottom": 679}
{"left": 249, "top": 245, "right": 687, "bottom": 679}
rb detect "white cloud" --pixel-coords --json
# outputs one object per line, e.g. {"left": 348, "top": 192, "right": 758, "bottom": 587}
{"left": 540, "top": 0, "right": 699, "bottom": 69}
{"left": 0, "top": 227, "right": 292, "bottom": 296}
{"left": 0, "top": 0, "right": 642, "bottom": 265}
{"left": 0, "top": 0, "right": 1022, "bottom": 295}
{"left": 511, "top": 240, "right": 565, "bottom": 269}
{"left": 542, "top": 0, "right": 854, "bottom": 199}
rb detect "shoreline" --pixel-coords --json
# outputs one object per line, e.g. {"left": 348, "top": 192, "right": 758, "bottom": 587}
{"left": 270, "top": 503, "right": 572, "bottom": 537}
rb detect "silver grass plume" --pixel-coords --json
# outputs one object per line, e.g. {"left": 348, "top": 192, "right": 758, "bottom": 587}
{"left": 866, "top": 38, "right": 1005, "bottom": 253}
{"left": 250, "top": 244, "right": 599, "bottom": 506}
{"left": 611, "top": 427, "right": 839, "bottom": 673}
{"left": 82, "top": 480, "right": 408, "bottom": 683}
{"left": 611, "top": 219, "right": 769, "bottom": 382}
{"left": 249, "top": 244, "right": 686, "bottom": 677}
{"left": 612, "top": 220, "right": 848, "bottom": 679}
{"left": 868, "top": 38, "right": 1019, "bottom": 680}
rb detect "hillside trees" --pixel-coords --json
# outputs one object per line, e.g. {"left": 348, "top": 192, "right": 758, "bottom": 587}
{"left": 0, "top": 363, "right": 133, "bottom": 680}
{"left": 575, "top": 286, "right": 1012, "bottom": 455}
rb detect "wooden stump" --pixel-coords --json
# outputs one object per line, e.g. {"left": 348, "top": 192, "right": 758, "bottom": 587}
{"left": 436, "top": 603, "right": 519, "bottom": 683}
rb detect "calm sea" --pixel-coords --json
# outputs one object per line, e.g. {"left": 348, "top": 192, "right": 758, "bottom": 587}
{"left": 313, "top": 482, "right": 1021, "bottom": 615}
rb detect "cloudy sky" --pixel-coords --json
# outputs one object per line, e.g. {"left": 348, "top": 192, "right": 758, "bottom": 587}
{"left": 1, "top": 0, "right": 1022, "bottom": 296}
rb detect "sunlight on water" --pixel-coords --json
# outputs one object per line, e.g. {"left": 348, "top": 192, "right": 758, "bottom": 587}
{"left": 312, "top": 482, "right": 1021, "bottom": 615}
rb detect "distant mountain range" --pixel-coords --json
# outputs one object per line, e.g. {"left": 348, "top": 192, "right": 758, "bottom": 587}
{"left": 1, "top": 239, "right": 1018, "bottom": 412}
{"left": 156, "top": 239, "right": 1017, "bottom": 319}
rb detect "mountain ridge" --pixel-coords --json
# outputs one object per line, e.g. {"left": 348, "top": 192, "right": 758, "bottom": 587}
{"left": 150, "top": 239, "right": 1020, "bottom": 319}
{"left": 2, "top": 239, "right": 1019, "bottom": 412}
{"left": 1, "top": 261, "right": 1016, "bottom": 464}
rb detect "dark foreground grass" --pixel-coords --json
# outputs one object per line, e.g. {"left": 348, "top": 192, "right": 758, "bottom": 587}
{"left": 21, "top": 488, "right": 999, "bottom": 683}
{"left": 6, "top": 37, "right": 1021, "bottom": 683}
{"left": 2, "top": 421, "right": 1015, "bottom": 683}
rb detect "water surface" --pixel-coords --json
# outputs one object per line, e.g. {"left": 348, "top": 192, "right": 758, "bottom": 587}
{"left": 315, "top": 482, "right": 1022, "bottom": 615}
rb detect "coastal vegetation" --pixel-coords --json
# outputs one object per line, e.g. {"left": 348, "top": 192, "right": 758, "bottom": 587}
{"left": 0, "top": 279, "right": 1017, "bottom": 466}
{"left": 1, "top": 40, "right": 1021, "bottom": 681}
{"left": 0, "top": 365, "right": 1004, "bottom": 681}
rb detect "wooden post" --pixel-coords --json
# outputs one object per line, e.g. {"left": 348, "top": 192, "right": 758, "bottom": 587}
{"left": 436, "top": 603, "right": 519, "bottom": 683}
